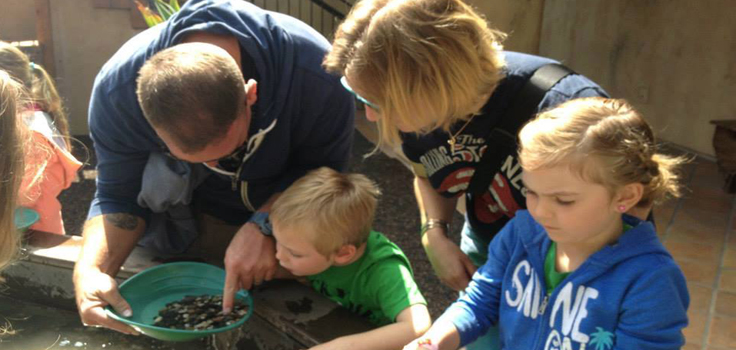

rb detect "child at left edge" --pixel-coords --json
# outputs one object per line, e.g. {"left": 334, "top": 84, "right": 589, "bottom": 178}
{"left": 268, "top": 166, "right": 431, "bottom": 350}
{"left": 0, "top": 42, "right": 82, "bottom": 235}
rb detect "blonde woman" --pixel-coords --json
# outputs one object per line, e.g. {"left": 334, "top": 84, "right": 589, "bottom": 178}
{"left": 402, "top": 97, "right": 688, "bottom": 350}
{"left": 325, "top": 0, "right": 616, "bottom": 292}
{"left": 0, "top": 42, "right": 82, "bottom": 235}
{"left": 0, "top": 71, "right": 25, "bottom": 270}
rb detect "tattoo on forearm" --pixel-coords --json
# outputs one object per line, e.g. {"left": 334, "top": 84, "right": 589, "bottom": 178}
{"left": 105, "top": 213, "right": 139, "bottom": 231}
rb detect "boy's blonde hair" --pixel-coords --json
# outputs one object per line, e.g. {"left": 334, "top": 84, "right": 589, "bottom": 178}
{"left": 518, "top": 97, "right": 686, "bottom": 208}
{"left": 136, "top": 43, "right": 245, "bottom": 153}
{"left": 0, "top": 71, "right": 24, "bottom": 270}
{"left": 324, "top": 0, "right": 506, "bottom": 148}
{"left": 0, "top": 42, "right": 71, "bottom": 150}
{"left": 270, "top": 167, "right": 380, "bottom": 256}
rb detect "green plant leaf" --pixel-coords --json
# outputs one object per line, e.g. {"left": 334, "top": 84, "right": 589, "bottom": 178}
{"left": 153, "top": 0, "right": 175, "bottom": 20}
{"left": 135, "top": 0, "right": 164, "bottom": 27}
{"left": 169, "top": 0, "right": 180, "bottom": 12}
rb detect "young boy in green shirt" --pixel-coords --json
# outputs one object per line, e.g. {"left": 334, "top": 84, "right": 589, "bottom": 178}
{"left": 270, "top": 167, "right": 431, "bottom": 350}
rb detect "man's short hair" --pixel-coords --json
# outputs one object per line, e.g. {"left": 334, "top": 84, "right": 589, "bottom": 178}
{"left": 136, "top": 42, "right": 245, "bottom": 153}
{"left": 271, "top": 167, "right": 381, "bottom": 256}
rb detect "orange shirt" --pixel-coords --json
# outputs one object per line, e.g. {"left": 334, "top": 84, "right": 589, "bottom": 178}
{"left": 18, "top": 111, "right": 82, "bottom": 235}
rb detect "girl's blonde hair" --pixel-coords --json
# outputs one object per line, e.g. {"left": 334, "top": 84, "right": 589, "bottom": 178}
{"left": 519, "top": 97, "right": 686, "bottom": 208}
{"left": 0, "top": 71, "right": 25, "bottom": 270}
{"left": 0, "top": 41, "right": 71, "bottom": 150}
{"left": 270, "top": 167, "right": 380, "bottom": 256}
{"left": 324, "top": 0, "right": 506, "bottom": 148}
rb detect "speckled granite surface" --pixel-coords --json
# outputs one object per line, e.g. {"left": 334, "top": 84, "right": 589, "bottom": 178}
{"left": 59, "top": 132, "right": 460, "bottom": 318}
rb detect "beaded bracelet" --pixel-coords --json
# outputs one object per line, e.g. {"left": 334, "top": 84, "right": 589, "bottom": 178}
{"left": 416, "top": 338, "right": 439, "bottom": 350}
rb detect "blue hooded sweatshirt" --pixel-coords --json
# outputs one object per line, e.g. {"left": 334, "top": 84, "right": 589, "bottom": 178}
{"left": 87, "top": 0, "right": 354, "bottom": 224}
{"left": 440, "top": 210, "right": 689, "bottom": 350}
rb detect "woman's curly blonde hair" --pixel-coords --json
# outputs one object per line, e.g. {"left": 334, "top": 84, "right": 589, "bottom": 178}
{"left": 324, "top": 0, "right": 506, "bottom": 148}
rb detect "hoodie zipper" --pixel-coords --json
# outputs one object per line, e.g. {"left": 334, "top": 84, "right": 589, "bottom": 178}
{"left": 530, "top": 248, "right": 551, "bottom": 350}
{"left": 529, "top": 292, "right": 552, "bottom": 350}
{"left": 539, "top": 294, "right": 549, "bottom": 315}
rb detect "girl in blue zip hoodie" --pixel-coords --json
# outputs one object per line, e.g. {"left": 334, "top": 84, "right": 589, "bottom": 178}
{"left": 404, "top": 97, "right": 690, "bottom": 350}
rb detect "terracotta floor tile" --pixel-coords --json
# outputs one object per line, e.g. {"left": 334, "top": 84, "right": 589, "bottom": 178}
{"left": 680, "top": 196, "right": 732, "bottom": 216}
{"left": 657, "top": 199, "right": 678, "bottom": 220}
{"left": 677, "top": 205, "right": 729, "bottom": 227}
{"left": 679, "top": 160, "right": 698, "bottom": 180}
{"left": 677, "top": 258, "right": 719, "bottom": 285}
{"left": 721, "top": 269, "right": 736, "bottom": 292}
{"left": 691, "top": 161, "right": 728, "bottom": 191}
{"left": 666, "top": 240, "right": 722, "bottom": 265}
{"left": 689, "top": 283, "right": 714, "bottom": 313}
{"left": 685, "top": 310, "right": 709, "bottom": 344}
{"left": 708, "top": 315, "right": 736, "bottom": 348}
{"left": 655, "top": 201, "right": 677, "bottom": 234}
{"left": 669, "top": 220, "right": 727, "bottom": 247}
{"left": 681, "top": 185, "right": 734, "bottom": 214}
{"left": 715, "top": 291, "right": 736, "bottom": 317}
{"left": 725, "top": 248, "right": 736, "bottom": 269}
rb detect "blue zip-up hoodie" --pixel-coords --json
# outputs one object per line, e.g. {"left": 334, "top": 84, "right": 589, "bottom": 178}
{"left": 87, "top": 0, "right": 354, "bottom": 224}
{"left": 441, "top": 210, "right": 689, "bottom": 350}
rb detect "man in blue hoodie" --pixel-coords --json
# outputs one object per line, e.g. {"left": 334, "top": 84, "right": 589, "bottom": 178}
{"left": 73, "top": 0, "right": 354, "bottom": 334}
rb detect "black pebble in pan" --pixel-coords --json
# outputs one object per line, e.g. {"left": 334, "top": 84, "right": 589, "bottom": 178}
{"left": 152, "top": 295, "right": 249, "bottom": 331}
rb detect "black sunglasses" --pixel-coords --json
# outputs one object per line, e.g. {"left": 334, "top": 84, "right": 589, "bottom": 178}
{"left": 162, "top": 141, "right": 249, "bottom": 173}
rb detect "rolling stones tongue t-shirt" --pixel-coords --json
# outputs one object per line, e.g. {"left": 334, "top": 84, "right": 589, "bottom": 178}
{"left": 401, "top": 51, "right": 608, "bottom": 238}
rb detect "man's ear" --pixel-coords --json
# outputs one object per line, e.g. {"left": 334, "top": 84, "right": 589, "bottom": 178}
{"left": 332, "top": 244, "right": 357, "bottom": 265}
{"left": 245, "top": 79, "right": 258, "bottom": 107}
{"left": 614, "top": 183, "right": 645, "bottom": 213}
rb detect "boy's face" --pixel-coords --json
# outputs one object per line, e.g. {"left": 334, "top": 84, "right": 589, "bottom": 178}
{"left": 522, "top": 165, "right": 623, "bottom": 248}
{"left": 272, "top": 221, "right": 334, "bottom": 277}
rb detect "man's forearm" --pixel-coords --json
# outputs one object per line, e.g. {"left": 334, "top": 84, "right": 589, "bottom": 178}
{"left": 75, "top": 213, "right": 145, "bottom": 277}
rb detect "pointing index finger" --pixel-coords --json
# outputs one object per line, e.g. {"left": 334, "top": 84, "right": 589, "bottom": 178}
{"left": 222, "top": 270, "right": 238, "bottom": 314}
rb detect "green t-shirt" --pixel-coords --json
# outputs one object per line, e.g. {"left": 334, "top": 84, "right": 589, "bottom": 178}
{"left": 544, "top": 242, "right": 570, "bottom": 295}
{"left": 544, "top": 223, "right": 634, "bottom": 295}
{"left": 307, "top": 231, "right": 427, "bottom": 326}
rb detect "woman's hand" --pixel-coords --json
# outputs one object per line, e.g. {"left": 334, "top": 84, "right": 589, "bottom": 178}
{"left": 422, "top": 228, "right": 477, "bottom": 291}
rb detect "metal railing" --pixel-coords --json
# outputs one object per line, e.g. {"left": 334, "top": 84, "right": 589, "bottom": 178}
{"left": 245, "top": 0, "right": 354, "bottom": 39}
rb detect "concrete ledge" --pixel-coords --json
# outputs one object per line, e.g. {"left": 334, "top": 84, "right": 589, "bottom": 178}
{"left": 1, "top": 231, "right": 373, "bottom": 349}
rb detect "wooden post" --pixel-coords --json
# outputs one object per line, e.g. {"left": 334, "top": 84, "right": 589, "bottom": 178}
{"left": 34, "top": 0, "right": 55, "bottom": 77}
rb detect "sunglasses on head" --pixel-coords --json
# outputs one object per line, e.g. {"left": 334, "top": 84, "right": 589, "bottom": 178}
{"left": 340, "top": 76, "right": 380, "bottom": 111}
